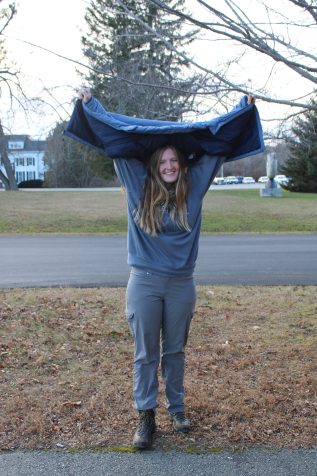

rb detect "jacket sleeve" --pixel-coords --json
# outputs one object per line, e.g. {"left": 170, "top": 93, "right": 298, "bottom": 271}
{"left": 83, "top": 97, "right": 108, "bottom": 115}
{"left": 85, "top": 98, "right": 148, "bottom": 196}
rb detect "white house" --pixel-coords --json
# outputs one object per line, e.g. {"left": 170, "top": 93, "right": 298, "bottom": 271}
{"left": 0, "top": 135, "right": 46, "bottom": 186}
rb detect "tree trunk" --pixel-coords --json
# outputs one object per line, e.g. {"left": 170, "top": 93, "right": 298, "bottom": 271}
{"left": 0, "top": 119, "right": 18, "bottom": 191}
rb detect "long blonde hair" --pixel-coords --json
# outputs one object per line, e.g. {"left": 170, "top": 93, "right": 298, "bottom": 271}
{"left": 136, "top": 146, "right": 191, "bottom": 236}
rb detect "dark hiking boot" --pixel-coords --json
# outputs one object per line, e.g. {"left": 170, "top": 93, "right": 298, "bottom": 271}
{"left": 133, "top": 409, "right": 156, "bottom": 449}
{"left": 171, "top": 411, "right": 190, "bottom": 433}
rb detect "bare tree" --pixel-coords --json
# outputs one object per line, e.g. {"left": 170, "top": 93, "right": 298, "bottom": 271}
{"left": 44, "top": 121, "right": 115, "bottom": 188}
{"left": 143, "top": 0, "right": 317, "bottom": 113}
{"left": 96, "top": 0, "right": 315, "bottom": 145}
{"left": 0, "top": 118, "right": 18, "bottom": 189}
{"left": 0, "top": 1, "right": 18, "bottom": 190}
{"left": 0, "top": 3, "right": 18, "bottom": 85}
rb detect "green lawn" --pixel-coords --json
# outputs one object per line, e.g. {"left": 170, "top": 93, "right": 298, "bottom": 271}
{"left": 0, "top": 189, "right": 316, "bottom": 234}
{"left": 201, "top": 189, "right": 317, "bottom": 233}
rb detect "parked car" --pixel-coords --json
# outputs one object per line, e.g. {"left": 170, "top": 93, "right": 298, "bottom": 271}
{"left": 212, "top": 177, "right": 225, "bottom": 185}
{"left": 258, "top": 176, "right": 269, "bottom": 183}
{"left": 242, "top": 176, "right": 255, "bottom": 184}
{"left": 224, "top": 176, "right": 239, "bottom": 184}
{"left": 275, "top": 175, "right": 289, "bottom": 186}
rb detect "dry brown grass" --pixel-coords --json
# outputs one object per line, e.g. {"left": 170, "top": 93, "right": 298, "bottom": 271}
{"left": 0, "top": 286, "right": 316, "bottom": 451}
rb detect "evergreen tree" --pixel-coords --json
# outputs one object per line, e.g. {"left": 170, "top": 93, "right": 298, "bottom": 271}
{"left": 81, "top": 0, "right": 199, "bottom": 120}
{"left": 281, "top": 100, "right": 317, "bottom": 193}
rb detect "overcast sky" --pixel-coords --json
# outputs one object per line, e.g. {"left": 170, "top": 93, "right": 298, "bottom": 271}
{"left": 6, "top": 0, "right": 85, "bottom": 76}
{"left": 4, "top": 0, "right": 86, "bottom": 137}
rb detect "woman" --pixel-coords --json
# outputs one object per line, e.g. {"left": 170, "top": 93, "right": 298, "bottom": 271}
{"left": 77, "top": 88, "right": 256, "bottom": 449}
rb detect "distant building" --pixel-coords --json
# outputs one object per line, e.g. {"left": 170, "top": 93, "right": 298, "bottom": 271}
{"left": 0, "top": 135, "right": 46, "bottom": 186}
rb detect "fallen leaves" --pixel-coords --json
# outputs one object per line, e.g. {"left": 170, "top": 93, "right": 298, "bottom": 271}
{"left": 61, "top": 401, "right": 82, "bottom": 408}
{"left": 0, "top": 285, "right": 316, "bottom": 451}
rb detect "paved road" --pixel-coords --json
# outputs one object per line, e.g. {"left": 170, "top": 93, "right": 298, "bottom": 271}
{"left": 0, "top": 448, "right": 316, "bottom": 476}
{"left": 1, "top": 234, "right": 317, "bottom": 288}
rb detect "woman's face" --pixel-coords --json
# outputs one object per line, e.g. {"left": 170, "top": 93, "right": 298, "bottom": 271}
{"left": 158, "top": 148, "right": 180, "bottom": 184}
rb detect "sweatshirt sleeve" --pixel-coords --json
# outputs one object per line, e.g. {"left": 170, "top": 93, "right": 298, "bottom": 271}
{"left": 114, "top": 159, "right": 146, "bottom": 190}
{"left": 189, "top": 154, "right": 226, "bottom": 198}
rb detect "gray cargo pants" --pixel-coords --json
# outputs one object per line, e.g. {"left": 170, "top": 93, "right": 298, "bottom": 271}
{"left": 126, "top": 267, "right": 196, "bottom": 414}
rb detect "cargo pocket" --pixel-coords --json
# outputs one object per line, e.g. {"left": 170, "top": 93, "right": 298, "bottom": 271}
{"left": 184, "top": 312, "right": 194, "bottom": 346}
{"left": 126, "top": 312, "right": 135, "bottom": 337}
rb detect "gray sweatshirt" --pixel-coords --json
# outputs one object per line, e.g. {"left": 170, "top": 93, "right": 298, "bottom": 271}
{"left": 114, "top": 156, "right": 224, "bottom": 276}
{"left": 86, "top": 97, "right": 224, "bottom": 276}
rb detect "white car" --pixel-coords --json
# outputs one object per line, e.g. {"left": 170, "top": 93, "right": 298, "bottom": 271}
{"left": 242, "top": 176, "right": 255, "bottom": 184}
{"left": 212, "top": 177, "right": 225, "bottom": 185}
{"left": 224, "top": 176, "right": 239, "bottom": 184}
{"left": 275, "top": 175, "right": 289, "bottom": 186}
{"left": 258, "top": 176, "right": 269, "bottom": 183}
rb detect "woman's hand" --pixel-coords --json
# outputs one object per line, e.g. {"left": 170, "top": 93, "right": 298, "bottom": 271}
{"left": 78, "top": 87, "right": 92, "bottom": 103}
{"left": 247, "top": 94, "right": 256, "bottom": 105}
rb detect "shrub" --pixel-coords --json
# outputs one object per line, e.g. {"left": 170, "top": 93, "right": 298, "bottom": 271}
{"left": 18, "top": 179, "right": 44, "bottom": 189}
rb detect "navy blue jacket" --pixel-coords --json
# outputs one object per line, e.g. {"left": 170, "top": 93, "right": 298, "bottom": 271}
{"left": 64, "top": 95, "right": 265, "bottom": 163}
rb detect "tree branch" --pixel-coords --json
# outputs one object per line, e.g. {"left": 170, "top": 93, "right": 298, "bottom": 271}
{"left": 116, "top": 0, "right": 317, "bottom": 110}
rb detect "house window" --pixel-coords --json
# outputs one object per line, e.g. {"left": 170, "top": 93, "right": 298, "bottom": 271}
{"left": 27, "top": 157, "right": 35, "bottom": 166}
{"left": 15, "top": 157, "right": 25, "bottom": 167}
{"left": 16, "top": 171, "right": 25, "bottom": 183}
{"left": 9, "top": 141, "right": 24, "bottom": 150}
{"left": 27, "top": 171, "right": 36, "bottom": 180}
